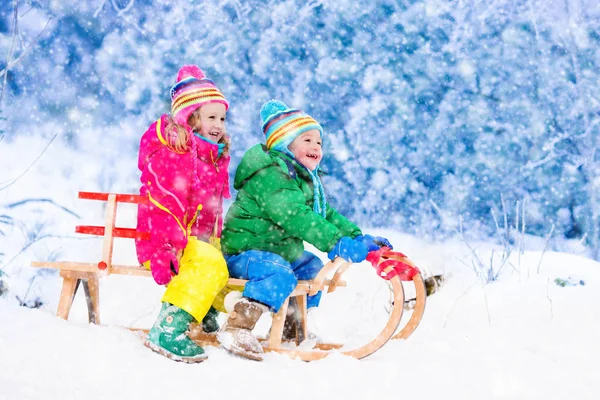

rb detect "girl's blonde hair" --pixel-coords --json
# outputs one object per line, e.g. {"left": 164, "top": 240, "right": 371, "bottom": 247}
{"left": 164, "top": 115, "right": 191, "bottom": 153}
{"left": 164, "top": 107, "right": 230, "bottom": 157}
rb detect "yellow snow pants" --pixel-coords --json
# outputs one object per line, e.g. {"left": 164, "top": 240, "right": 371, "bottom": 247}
{"left": 151, "top": 237, "right": 229, "bottom": 322}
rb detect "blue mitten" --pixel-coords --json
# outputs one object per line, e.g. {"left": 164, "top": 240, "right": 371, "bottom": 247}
{"left": 355, "top": 234, "right": 394, "bottom": 251}
{"left": 327, "top": 237, "right": 369, "bottom": 263}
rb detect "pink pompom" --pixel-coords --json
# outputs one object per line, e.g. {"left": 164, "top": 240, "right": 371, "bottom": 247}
{"left": 176, "top": 65, "right": 205, "bottom": 82}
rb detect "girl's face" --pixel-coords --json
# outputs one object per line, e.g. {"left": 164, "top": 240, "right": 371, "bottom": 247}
{"left": 288, "top": 129, "right": 323, "bottom": 171}
{"left": 194, "top": 102, "right": 227, "bottom": 142}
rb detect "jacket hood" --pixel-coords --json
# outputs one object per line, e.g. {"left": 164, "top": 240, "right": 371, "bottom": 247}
{"left": 233, "top": 143, "right": 318, "bottom": 190}
{"left": 233, "top": 144, "right": 275, "bottom": 190}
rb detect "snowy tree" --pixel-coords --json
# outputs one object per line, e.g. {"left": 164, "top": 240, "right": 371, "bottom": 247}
{"left": 1, "top": 0, "right": 600, "bottom": 256}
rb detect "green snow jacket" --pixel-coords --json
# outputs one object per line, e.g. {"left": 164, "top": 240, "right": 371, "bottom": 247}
{"left": 221, "top": 144, "right": 362, "bottom": 262}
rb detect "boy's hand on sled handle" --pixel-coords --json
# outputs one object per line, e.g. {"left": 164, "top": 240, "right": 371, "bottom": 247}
{"left": 327, "top": 236, "right": 369, "bottom": 263}
{"left": 355, "top": 234, "right": 393, "bottom": 251}
{"left": 150, "top": 245, "right": 179, "bottom": 285}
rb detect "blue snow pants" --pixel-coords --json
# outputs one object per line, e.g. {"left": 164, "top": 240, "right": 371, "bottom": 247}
{"left": 224, "top": 250, "right": 324, "bottom": 312}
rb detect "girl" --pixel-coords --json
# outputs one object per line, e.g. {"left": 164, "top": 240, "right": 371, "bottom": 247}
{"left": 218, "top": 100, "right": 392, "bottom": 361}
{"left": 135, "top": 65, "right": 231, "bottom": 363}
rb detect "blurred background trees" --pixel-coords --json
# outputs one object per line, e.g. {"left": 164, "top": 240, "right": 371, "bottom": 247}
{"left": 1, "top": 0, "right": 599, "bottom": 257}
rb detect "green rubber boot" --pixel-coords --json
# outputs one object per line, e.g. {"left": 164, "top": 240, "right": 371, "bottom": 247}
{"left": 144, "top": 302, "right": 207, "bottom": 363}
{"left": 202, "top": 306, "right": 220, "bottom": 333}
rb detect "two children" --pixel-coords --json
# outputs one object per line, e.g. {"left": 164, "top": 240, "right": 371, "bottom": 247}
{"left": 135, "top": 65, "right": 231, "bottom": 363}
{"left": 135, "top": 64, "right": 390, "bottom": 363}
{"left": 218, "top": 100, "right": 392, "bottom": 361}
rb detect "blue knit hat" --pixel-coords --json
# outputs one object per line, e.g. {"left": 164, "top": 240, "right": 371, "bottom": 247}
{"left": 260, "top": 100, "right": 323, "bottom": 153}
{"left": 260, "top": 100, "right": 327, "bottom": 217}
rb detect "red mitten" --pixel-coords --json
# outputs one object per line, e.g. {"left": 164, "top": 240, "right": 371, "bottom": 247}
{"left": 150, "top": 246, "right": 179, "bottom": 285}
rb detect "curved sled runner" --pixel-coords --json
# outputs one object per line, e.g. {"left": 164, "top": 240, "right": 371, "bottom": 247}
{"left": 189, "top": 247, "right": 427, "bottom": 361}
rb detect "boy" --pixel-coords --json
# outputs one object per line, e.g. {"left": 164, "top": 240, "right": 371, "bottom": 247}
{"left": 219, "top": 100, "right": 391, "bottom": 361}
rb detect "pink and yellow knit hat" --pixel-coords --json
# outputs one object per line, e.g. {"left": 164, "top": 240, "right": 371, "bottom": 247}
{"left": 170, "top": 65, "right": 229, "bottom": 130}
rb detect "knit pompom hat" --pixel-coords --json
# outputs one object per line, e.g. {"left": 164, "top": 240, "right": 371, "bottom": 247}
{"left": 170, "top": 65, "right": 229, "bottom": 130}
{"left": 260, "top": 100, "right": 323, "bottom": 152}
{"left": 261, "top": 99, "right": 327, "bottom": 217}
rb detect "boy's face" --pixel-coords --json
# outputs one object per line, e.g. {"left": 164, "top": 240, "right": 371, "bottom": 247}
{"left": 195, "top": 102, "right": 227, "bottom": 142}
{"left": 288, "top": 129, "right": 322, "bottom": 171}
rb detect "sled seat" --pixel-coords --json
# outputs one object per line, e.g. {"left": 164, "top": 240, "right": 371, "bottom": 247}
{"left": 29, "top": 191, "right": 347, "bottom": 348}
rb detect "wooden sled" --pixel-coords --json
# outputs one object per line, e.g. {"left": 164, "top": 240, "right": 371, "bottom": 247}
{"left": 190, "top": 248, "right": 426, "bottom": 361}
{"left": 30, "top": 191, "right": 426, "bottom": 361}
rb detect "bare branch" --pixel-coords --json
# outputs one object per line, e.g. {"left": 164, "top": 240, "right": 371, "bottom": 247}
{"left": 456, "top": 216, "right": 488, "bottom": 280}
{"left": 502, "top": 194, "right": 509, "bottom": 252}
{"left": 4, "top": 233, "right": 72, "bottom": 268}
{"left": 18, "top": 274, "right": 38, "bottom": 307}
{"left": 0, "top": 133, "right": 58, "bottom": 192}
{"left": 0, "top": 17, "right": 53, "bottom": 78}
{"left": 18, "top": 5, "right": 35, "bottom": 19}
{"left": 521, "top": 152, "right": 559, "bottom": 171}
{"left": 443, "top": 281, "right": 478, "bottom": 328}
{"left": 536, "top": 224, "right": 555, "bottom": 274}
{"left": 108, "top": 0, "right": 144, "bottom": 34}
{"left": 546, "top": 278, "right": 553, "bottom": 318}
{"left": 1, "top": 0, "right": 19, "bottom": 108}
{"left": 299, "top": 0, "right": 322, "bottom": 18}
{"left": 0, "top": 3, "right": 53, "bottom": 111}
{"left": 227, "top": 0, "right": 252, "bottom": 20}
{"left": 520, "top": 198, "right": 526, "bottom": 275}
{"left": 93, "top": 0, "right": 109, "bottom": 18}
{"left": 94, "top": 0, "right": 143, "bottom": 33}
{"left": 491, "top": 208, "right": 508, "bottom": 250}
{"left": 111, "top": 0, "right": 136, "bottom": 16}
{"left": 6, "top": 198, "right": 80, "bottom": 219}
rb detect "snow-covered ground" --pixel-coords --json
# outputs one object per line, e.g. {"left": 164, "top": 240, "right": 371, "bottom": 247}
{"left": 1, "top": 230, "right": 598, "bottom": 400}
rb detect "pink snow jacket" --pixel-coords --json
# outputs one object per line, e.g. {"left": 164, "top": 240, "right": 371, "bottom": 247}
{"left": 135, "top": 114, "right": 231, "bottom": 264}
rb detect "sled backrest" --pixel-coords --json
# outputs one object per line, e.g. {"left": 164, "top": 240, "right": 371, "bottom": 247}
{"left": 74, "top": 191, "right": 149, "bottom": 274}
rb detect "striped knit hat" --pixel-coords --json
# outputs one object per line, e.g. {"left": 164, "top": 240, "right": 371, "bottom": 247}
{"left": 170, "top": 65, "right": 229, "bottom": 130}
{"left": 260, "top": 100, "right": 323, "bottom": 152}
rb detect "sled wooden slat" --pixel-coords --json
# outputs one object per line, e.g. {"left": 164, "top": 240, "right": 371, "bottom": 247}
{"left": 31, "top": 260, "right": 347, "bottom": 287}
{"left": 296, "top": 294, "right": 308, "bottom": 342}
{"left": 30, "top": 190, "right": 426, "bottom": 362}
{"left": 309, "top": 257, "right": 347, "bottom": 296}
{"left": 371, "top": 251, "right": 427, "bottom": 341}
{"left": 185, "top": 327, "right": 345, "bottom": 352}
{"left": 100, "top": 193, "right": 117, "bottom": 274}
{"left": 76, "top": 225, "right": 151, "bottom": 240}
{"left": 393, "top": 273, "right": 426, "bottom": 340}
{"left": 268, "top": 297, "right": 288, "bottom": 349}
{"left": 327, "top": 260, "right": 352, "bottom": 293}
{"left": 56, "top": 275, "right": 79, "bottom": 320}
{"left": 30, "top": 261, "right": 151, "bottom": 277}
{"left": 226, "top": 278, "right": 346, "bottom": 295}
{"left": 78, "top": 191, "right": 147, "bottom": 204}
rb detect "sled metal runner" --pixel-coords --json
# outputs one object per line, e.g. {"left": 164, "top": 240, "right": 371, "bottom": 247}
{"left": 29, "top": 191, "right": 427, "bottom": 361}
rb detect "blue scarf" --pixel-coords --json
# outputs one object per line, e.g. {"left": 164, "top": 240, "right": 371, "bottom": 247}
{"left": 194, "top": 133, "right": 225, "bottom": 156}
{"left": 307, "top": 166, "right": 327, "bottom": 217}
{"left": 282, "top": 150, "right": 327, "bottom": 217}
{"left": 274, "top": 148, "right": 327, "bottom": 217}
